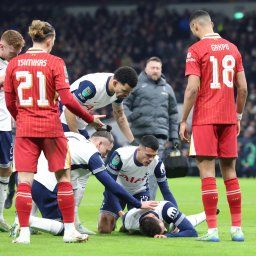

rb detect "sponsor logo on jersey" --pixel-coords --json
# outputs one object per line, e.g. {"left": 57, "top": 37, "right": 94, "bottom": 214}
{"left": 186, "top": 52, "right": 196, "bottom": 62}
{"left": 111, "top": 154, "right": 121, "bottom": 166}
{"left": 82, "top": 87, "right": 92, "bottom": 97}
{"left": 119, "top": 173, "right": 146, "bottom": 183}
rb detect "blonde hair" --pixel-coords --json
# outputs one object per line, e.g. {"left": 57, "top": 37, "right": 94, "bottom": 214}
{"left": 28, "top": 20, "right": 55, "bottom": 42}
{"left": 1, "top": 30, "right": 25, "bottom": 50}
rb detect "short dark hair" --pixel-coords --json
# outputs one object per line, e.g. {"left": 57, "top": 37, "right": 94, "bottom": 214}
{"left": 140, "top": 135, "right": 159, "bottom": 151}
{"left": 146, "top": 56, "right": 162, "bottom": 65}
{"left": 114, "top": 66, "right": 138, "bottom": 88}
{"left": 91, "top": 131, "right": 114, "bottom": 144}
{"left": 140, "top": 217, "right": 162, "bottom": 237}
{"left": 189, "top": 10, "right": 211, "bottom": 23}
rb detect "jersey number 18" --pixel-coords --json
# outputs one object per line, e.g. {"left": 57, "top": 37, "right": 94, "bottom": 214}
{"left": 210, "top": 55, "right": 235, "bottom": 89}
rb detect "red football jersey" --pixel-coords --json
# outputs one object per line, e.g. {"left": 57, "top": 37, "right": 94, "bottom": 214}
{"left": 4, "top": 48, "right": 70, "bottom": 137}
{"left": 185, "top": 33, "right": 244, "bottom": 125}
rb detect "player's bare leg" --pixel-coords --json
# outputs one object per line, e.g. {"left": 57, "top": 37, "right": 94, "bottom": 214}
{"left": 0, "top": 167, "right": 12, "bottom": 232}
{"left": 55, "top": 169, "right": 88, "bottom": 243}
{"left": 220, "top": 158, "right": 244, "bottom": 242}
{"left": 12, "top": 172, "right": 34, "bottom": 244}
{"left": 195, "top": 157, "right": 220, "bottom": 242}
{"left": 98, "top": 212, "right": 116, "bottom": 234}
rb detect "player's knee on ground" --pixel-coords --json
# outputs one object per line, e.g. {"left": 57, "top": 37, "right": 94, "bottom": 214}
{"left": 98, "top": 213, "right": 116, "bottom": 234}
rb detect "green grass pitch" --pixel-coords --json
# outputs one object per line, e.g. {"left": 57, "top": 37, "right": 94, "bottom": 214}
{"left": 0, "top": 177, "right": 255, "bottom": 256}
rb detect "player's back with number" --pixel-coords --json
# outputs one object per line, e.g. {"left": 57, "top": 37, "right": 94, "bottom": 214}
{"left": 186, "top": 34, "right": 244, "bottom": 125}
{"left": 5, "top": 50, "right": 68, "bottom": 137}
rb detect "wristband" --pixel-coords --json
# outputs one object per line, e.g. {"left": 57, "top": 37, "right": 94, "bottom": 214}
{"left": 237, "top": 113, "right": 243, "bottom": 121}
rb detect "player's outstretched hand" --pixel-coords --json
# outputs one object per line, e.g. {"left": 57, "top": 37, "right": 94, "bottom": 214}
{"left": 154, "top": 234, "right": 167, "bottom": 239}
{"left": 140, "top": 201, "right": 159, "bottom": 210}
{"left": 91, "top": 115, "right": 106, "bottom": 130}
{"left": 179, "top": 121, "right": 190, "bottom": 143}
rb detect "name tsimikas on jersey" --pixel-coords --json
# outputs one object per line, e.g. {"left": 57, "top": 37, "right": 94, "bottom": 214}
{"left": 18, "top": 59, "right": 47, "bottom": 66}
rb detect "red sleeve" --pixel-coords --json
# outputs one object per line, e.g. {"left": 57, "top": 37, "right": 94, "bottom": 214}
{"left": 53, "top": 58, "right": 71, "bottom": 91}
{"left": 5, "top": 91, "right": 17, "bottom": 120}
{"left": 236, "top": 50, "right": 244, "bottom": 73}
{"left": 58, "top": 88, "right": 94, "bottom": 123}
{"left": 185, "top": 46, "right": 201, "bottom": 77}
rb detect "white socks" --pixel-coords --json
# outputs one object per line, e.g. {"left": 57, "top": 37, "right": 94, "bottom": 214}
{"left": 64, "top": 223, "right": 76, "bottom": 233}
{"left": 29, "top": 216, "right": 64, "bottom": 235}
{"left": 74, "top": 187, "right": 86, "bottom": 225}
{"left": 208, "top": 228, "right": 218, "bottom": 234}
{"left": 0, "top": 176, "right": 10, "bottom": 219}
{"left": 186, "top": 211, "right": 206, "bottom": 227}
{"left": 231, "top": 226, "right": 242, "bottom": 233}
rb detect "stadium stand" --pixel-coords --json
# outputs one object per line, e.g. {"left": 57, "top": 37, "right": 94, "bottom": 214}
{"left": 1, "top": 2, "right": 255, "bottom": 176}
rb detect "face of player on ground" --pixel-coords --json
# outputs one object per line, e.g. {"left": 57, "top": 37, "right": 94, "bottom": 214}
{"left": 95, "top": 137, "right": 113, "bottom": 159}
{"left": 145, "top": 213, "right": 166, "bottom": 235}
{"left": 113, "top": 80, "right": 133, "bottom": 99}
{"left": 145, "top": 60, "right": 162, "bottom": 81}
{"left": 136, "top": 146, "right": 158, "bottom": 166}
{"left": 0, "top": 40, "right": 22, "bottom": 61}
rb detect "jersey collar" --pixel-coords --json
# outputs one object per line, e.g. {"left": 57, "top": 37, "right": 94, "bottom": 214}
{"left": 133, "top": 149, "right": 143, "bottom": 167}
{"left": 106, "top": 76, "right": 114, "bottom": 97}
{"left": 139, "top": 211, "right": 159, "bottom": 224}
{"left": 26, "top": 48, "right": 47, "bottom": 53}
{"left": 202, "top": 33, "right": 221, "bottom": 40}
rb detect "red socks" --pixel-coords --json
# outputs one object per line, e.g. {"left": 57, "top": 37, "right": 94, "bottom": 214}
{"left": 57, "top": 182, "right": 74, "bottom": 223}
{"left": 201, "top": 177, "right": 218, "bottom": 229}
{"left": 16, "top": 183, "right": 32, "bottom": 227}
{"left": 225, "top": 178, "right": 241, "bottom": 227}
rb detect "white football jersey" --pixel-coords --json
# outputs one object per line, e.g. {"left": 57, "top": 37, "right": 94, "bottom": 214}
{"left": 35, "top": 132, "right": 103, "bottom": 191}
{"left": 107, "top": 146, "right": 166, "bottom": 195}
{"left": 60, "top": 73, "right": 122, "bottom": 130}
{"left": 0, "top": 58, "right": 12, "bottom": 131}
{"left": 124, "top": 201, "right": 171, "bottom": 231}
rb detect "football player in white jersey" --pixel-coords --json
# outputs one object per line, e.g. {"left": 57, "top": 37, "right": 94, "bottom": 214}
{"left": 60, "top": 66, "right": 138, "bottom": 232}
{"left": 0, "top": 30, "right": 24, "bottom": 231}
{"left": 121, "top": 200, "right": 199, "bottom": 238}
{"left": 98, "top": 135, "right": 179, "bottom": 233}
{"left": 61, "top": 66, "right": 137, "bottom": 142}
{"left": 10, "top": 131, "right": 158, "bottom": 238}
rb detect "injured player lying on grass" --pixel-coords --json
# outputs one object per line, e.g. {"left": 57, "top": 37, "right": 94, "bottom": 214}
{"left": 10, "top": 201, "right": 214, "bottom": 239}
{"left": 119, "top": 201, "right": 220, "bottom": 238}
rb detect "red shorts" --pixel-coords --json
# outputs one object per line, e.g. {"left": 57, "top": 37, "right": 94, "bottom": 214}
{"left": 189, "top": 124, "right": 238, "bottom": 158}
{"left": 15, "top": 137, "right": 71, "bottom": 173}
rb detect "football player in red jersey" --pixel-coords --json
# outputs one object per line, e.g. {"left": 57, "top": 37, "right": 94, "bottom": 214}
{"left": 179, "top": 10, "right": 247, "bottom": 242}
{"left": 4, "top": 20, "right": 105, "bottom": 244}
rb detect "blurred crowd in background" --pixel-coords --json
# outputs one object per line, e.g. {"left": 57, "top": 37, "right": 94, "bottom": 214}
{"left": 1, "top": 2, "right": 256, "bottom": 176}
